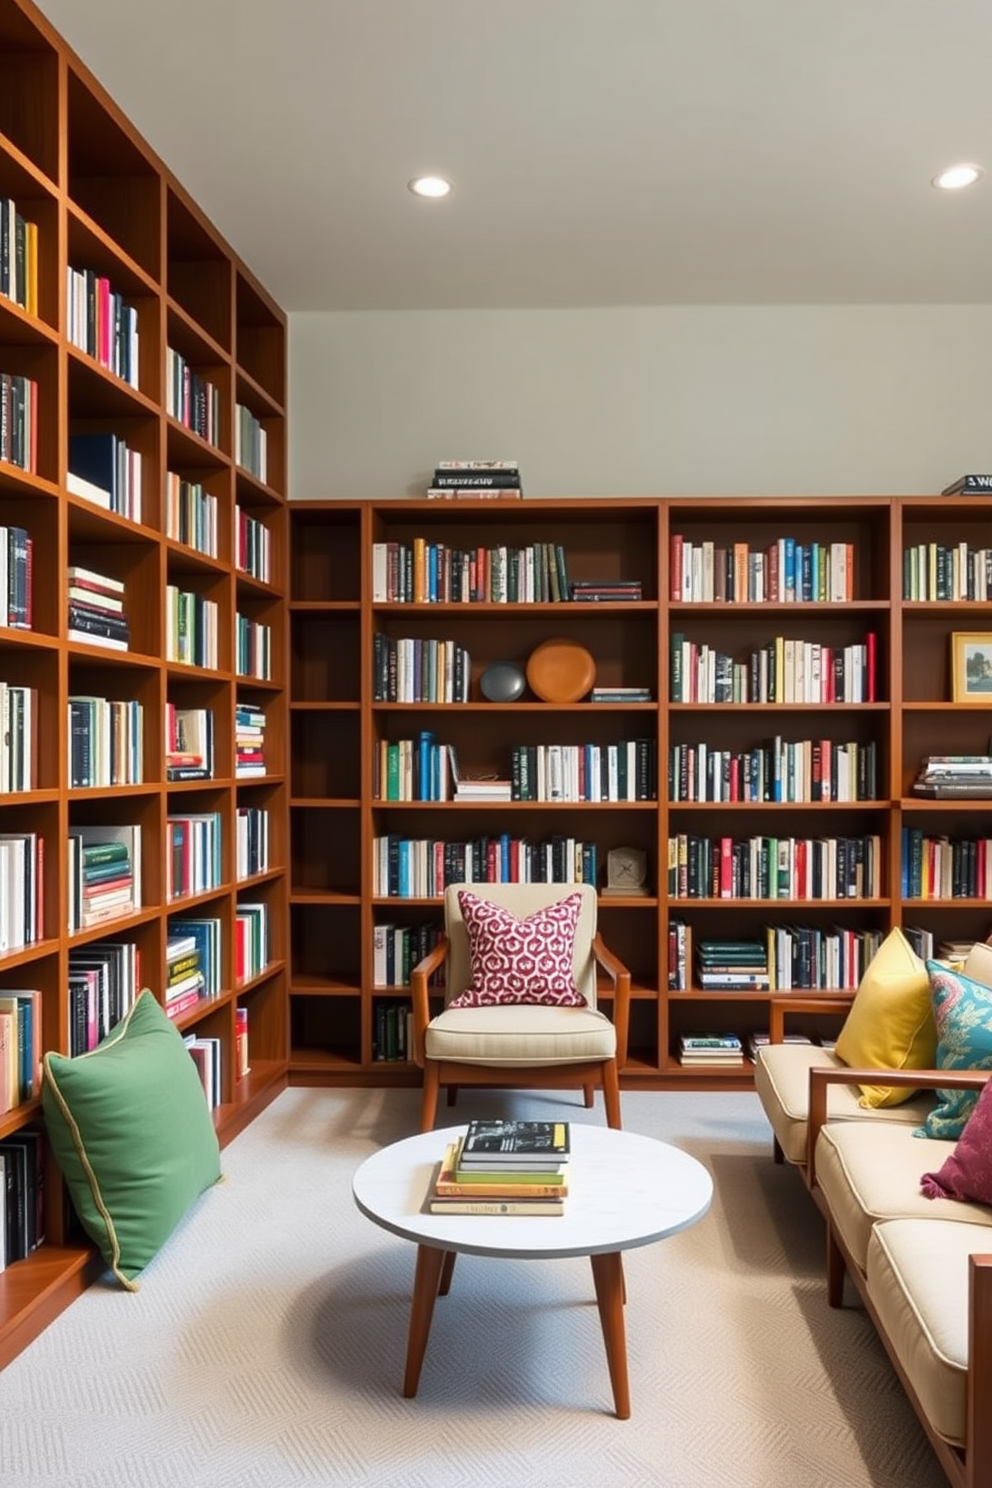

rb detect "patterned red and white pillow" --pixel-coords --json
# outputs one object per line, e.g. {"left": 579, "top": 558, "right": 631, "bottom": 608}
{"left": 448, "top": 889, "right": 587, "bottom": 1008}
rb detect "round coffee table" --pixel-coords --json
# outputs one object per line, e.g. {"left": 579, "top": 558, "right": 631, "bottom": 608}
{"left": 352, "top": 1123, "right": 712, "bottom": 1418}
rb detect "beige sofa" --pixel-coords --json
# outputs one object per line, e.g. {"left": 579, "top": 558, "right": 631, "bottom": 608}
{"left": 754, "top": 944, "right": 992, "bottom": 1488}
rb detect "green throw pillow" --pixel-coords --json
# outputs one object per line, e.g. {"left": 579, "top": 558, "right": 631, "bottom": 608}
{"left": 42, "top": 989, "right": 221, "bottom": 1288}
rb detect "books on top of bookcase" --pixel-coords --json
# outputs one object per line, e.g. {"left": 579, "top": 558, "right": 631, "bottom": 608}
{"left": 426, "top": 460, "right": 523, "bottom": 499}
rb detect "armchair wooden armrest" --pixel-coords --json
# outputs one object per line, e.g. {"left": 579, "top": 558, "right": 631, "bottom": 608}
{"left": 768, "top": 994, "right": 853, "bottom": 1043}
{"left": 592, "top": 933, "right": 631, "bottom": 1067}
{"left": 807, "top": 1065, "right": 992, "bottom": 1186}
{"left": 409, "top": 935, "right": 449, "bottom": 1068}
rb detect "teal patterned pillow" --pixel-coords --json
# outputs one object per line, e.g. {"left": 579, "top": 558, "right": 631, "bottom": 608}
{"left": 916, "top": 962, "right": 992, "bottom": 1139}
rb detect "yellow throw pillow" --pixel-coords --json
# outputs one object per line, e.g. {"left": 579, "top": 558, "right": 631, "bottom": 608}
{"left": 834, "top": 927, "right": 936, "bottom": 1107}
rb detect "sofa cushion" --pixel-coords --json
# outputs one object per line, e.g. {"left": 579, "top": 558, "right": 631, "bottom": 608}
{"left": 753, "top": 1043, "right": 933, "bottom": 1166}
{"left": 917, "top": 962, "right": 992, "bottom": 1140}
{"left": 42, "top": 990, "right": 221, "bottom": 1288}
{"left": 867, "top": 1218, "right": 982, "bottom": 1448}
{"left": 833, "top": 927, "right": 935, "bottom": 1107}
{"left": 921, "top": 1073, "right": 992, "bottom": 1203}
{"left": 424, "top": 1002, "right": 615, "bottom": 1066}
{"left": 815, "top": 1121, "right": 992, "bottom": 1275}
{"left": 447, "top": 889, "right": 586, "bottom": 1008}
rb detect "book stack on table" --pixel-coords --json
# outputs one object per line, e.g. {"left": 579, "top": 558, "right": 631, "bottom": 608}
{"left": 428, "top": 1119, "right": 570, "bottom": 1215}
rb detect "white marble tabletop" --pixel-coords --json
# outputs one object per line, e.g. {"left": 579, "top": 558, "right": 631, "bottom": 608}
{"left": 353, "top": 1123, "right": 713, "bottom": 1260}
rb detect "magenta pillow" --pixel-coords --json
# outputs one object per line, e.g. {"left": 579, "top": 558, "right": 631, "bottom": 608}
{"left": 921, "top": 1075, "right": 992, "bottom": 1204}
{"left": 448, "top": 890, "right": 587, "bottom": 1008}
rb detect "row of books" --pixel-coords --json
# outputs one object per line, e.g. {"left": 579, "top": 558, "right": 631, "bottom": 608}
{"left": 0, "top": 1129, "right": 44, "bottom": 1267}
{"left": 234, "top": 403, "right": 268, "bottom": 484}
{"left": 0, "top": 682, "right": 36, "bottom": 793}
{"left": 669, "top": 737, "right": 878, "bottom": 804}
{"left": 165, "top": 472, "right": 215, "bottom": 554}
{"left": 166, "top": 705, "right": 214, "bottom": 780}
{"left": 372, "top": 734, "right": 657, "bottom": 803}
{"left": 0, "top": 195, "right": 38, "bottom": 314}
{"left": 372, "top": 538, "right": 568, "bottom": 605}
{"left": 0, "top": 991, "right": 41, "bottom": 1111}
{"left": 68, "top": 432, "right": 143, "bottom": 523}
{"left": 69, "top": 940, "right": 139, "bottom": 1054}
{"left": 0, "top": 832, "right": 42, "bottom": 949}
{"left": 668, "top": 921, "right": 889, "bottom": 993}
{"left": 428, "top": 1121, "right": 569, "bottom": 1216}
{"left": 166, "top": 585, "right": 218, "bottom": 668}
{"left": 235, "top": 613, "right": 272, "bottom": 680}
{"left": 901, "top": 829, "right": 992, "bottom": 901}
{"left": 69, "top": 695, "right": 143, "bottom": 788}
{"left": 183, "top": 1033, "right": 222, "bottom": 1108}
{"left": 66, "top": 266, "right": 139, "bottom": 388}
{"left": 166, "top": 813, "right": 222, "bottom": 901}
{"left": 0, "top": 524, "right": 31, "bottom": 629}
{"left": 168, "top": 917, "right": 223, "bottom": 1007}
{"left": 670, "top": 535, "right": 855, "bottom": 605}
{"left": 236, "top": 805, "right": 270, "bottom": 880}
{"left": 373, "top": 997, "right": 413, "bottom": 1061}
{"left": 166, "top": 348, "right": 220, "bottom": 446}
{"left": 372, "top": 633, "right": 471, "bottom": 703}
{"left": 667, "top": 832, "right": 882, "bottom": 903}
{"left": 0, "top": 373, "right": 37, "bottom": 473}
{"left": 235, "top": 902, "right": 269, "bottom": 983}
{"left": 372, "top": 833, "right": 598, "bottom": 898}
{"left": 236, "top": 504, "right": 271, "bottom": 581}
{"left": 670, "top": 633, "right": 878, "bottom": 705}
{"left": 903, "top": 543, "right": 992, "bottom": 602}
{"left": 372, "top": 920, "right": 443, "bottom": 988}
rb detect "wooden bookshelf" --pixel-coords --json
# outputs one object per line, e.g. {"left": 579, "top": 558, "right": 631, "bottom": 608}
{"left": 289, "top": 495, "right": 992, "bottom": 1093}
{"left": 0, "top": 0, "right": 288, "bottom": 1367}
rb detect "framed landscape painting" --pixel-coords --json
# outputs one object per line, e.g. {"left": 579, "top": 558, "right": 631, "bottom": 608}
{"left": 951, "top": 632, "right": 992, "bottom": 703}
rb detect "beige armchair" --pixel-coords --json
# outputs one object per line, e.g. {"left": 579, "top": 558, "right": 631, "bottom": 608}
{"left": 409, "top": 882, "right": 631, "bottom": 1133}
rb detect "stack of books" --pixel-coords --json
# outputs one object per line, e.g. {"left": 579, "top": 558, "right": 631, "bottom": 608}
{"left": 570, "top": 578, "right": 643, "bottom": 602}
{"left": 912, "top": 754, "right": 992, "bottom": 799}
{"left": 678, "top": 1034, "right": 744, "bottom": 1066}
{"left": 426, "top": 460, "right": 523, "bottom": 499}
{"left": 428, "top": 1119, "right": 569, "bottom": 1215}
{"left": 67, "top": 565, "right": 129, "bottom": 651}
{"left": 696, "top": 940, "right": 770, "bottom": 991}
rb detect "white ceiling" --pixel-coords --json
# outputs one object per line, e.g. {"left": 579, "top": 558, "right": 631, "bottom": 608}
{"left": 35, "top": 0, "right": 992, "bottom": 313}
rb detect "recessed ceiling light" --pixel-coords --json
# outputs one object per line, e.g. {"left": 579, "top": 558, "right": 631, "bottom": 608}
{"left": 408, "top": 176, "right": 452, "bottom": 199}
{"left": 932, "top": 163, "right": 984, "bottom": 191}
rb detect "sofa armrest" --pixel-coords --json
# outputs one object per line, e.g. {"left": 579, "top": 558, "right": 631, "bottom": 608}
{"left": 409, "top": 936, "right": 450, "bottom": 1067}
{"left": 807, "top": 1065, "right": 992, "bottom": 1185}
{"left": 768, "top": 994, "right": 853, "bottom": 1042}
{"left": 592, "top": 933, "right": 632, "bottom": 1067}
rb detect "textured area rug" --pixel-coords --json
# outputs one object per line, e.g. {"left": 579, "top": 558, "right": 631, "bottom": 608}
{"left": 0, "top": 1086, "right": 947, "bottom": 1488}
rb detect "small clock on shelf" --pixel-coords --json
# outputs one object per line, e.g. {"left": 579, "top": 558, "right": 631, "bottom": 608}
{"left": 602, "top": 846, "right": 649, "bottom": 897}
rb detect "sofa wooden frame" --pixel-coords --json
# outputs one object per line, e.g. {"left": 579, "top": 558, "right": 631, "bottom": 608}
{"left": 806, "top": 1064, "right": 992, "bottom": 1488}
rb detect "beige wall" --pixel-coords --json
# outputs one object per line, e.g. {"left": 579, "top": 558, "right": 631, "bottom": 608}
{"left": 287, "top": 305, "right": 992, "bottom": 501}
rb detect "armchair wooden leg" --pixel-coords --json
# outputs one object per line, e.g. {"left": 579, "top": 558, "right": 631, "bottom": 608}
{"left": 446, "top": 1086, "right": 458, "bottom": 1108}
{"left": 420, "top": 1064, "right": 441, "bottom": 1133}
{"left": 602, "top": 1061, "right": 622, "bottom": 1130}
{"left": 826, "top": 1223, "right": 846, "bottom": 1309}
{"left": 583, "top": 1083, "right": 594, "bottom": 1108}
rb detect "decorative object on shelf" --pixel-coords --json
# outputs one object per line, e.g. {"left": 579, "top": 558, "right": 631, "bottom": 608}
{"left": 941, "top": 474, "right": 992, "bottom": 496}
{"left": 525, "top": 637, "right": 596, "bottom": 703}
{"left": 602, "top": 846, "right": 649, "bottom": 898}
{"left": 479, "top": 660, "right": 526, "bottom": 702}
{"left": 951, "top": 632, "right": 992, "bottom": 703}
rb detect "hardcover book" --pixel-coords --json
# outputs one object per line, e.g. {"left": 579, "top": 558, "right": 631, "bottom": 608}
{"left": 459, "top": 1119, "right": 570, "bottom": 1165}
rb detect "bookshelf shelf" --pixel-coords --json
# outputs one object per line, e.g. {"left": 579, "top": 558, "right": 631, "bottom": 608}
{"left": 289, "top": 494, "right": 992, "bottom": 1093}
{"left": 0, "top": 0, "right": 289, "bottom": 1370}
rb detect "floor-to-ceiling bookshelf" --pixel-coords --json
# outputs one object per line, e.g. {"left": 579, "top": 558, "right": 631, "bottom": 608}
{"left": 289, "top": 495, "right": 992, "bottom": 1089}
{"left": 0, "top": 0, "right": 288, "bottom": 1367}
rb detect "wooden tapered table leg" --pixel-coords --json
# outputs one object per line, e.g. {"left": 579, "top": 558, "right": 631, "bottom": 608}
{"left": 590, "top": 1251, "right": 630, "bottom": 1419}
{"left": 402, "top": 1245, "right": 447, "bottom": 1397}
